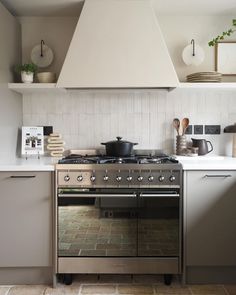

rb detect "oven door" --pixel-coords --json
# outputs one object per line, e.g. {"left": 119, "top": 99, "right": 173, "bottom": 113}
{"left": 137, "top": 190, "right": 180, "bottom": 257}
{"left": 58, "top": 189, "right": 138, "bottom": 257}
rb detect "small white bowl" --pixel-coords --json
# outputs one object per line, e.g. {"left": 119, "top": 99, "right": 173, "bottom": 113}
{"left": 37, "top": 72, "right": 56, "bottom": 83}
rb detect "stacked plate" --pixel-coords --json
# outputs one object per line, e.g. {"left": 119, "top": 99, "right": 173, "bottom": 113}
{"left": 186, "top": 71, "right": 222, "bottom": 82}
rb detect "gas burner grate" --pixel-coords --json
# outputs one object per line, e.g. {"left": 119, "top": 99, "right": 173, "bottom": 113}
{"left": 137, "top": 156, "right": 179, "bottom": 164}
{"left": 58, "top": 154, "right": 178, "bottom": 164}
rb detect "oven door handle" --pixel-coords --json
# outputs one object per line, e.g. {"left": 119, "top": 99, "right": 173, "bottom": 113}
{"left": 58, "top": 193, "right": 137, "bottom": 198}
{"left": 139, "top": 193, "right": 180, "bottom": 198}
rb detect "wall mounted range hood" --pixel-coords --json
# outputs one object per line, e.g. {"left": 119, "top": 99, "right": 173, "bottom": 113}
{"left": 57, "top": 0, "right": 179, "bottom": 89}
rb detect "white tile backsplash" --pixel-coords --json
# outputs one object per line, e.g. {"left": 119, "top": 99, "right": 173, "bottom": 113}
{"left": 22, "top": 89, "right": 236, "bottom": 155}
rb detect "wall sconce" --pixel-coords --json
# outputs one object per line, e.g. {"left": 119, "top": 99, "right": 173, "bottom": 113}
{"left": 182, "top": 39, "right": 205, "bottom": 66}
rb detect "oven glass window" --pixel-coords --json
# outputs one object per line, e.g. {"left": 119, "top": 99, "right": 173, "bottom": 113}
{"left": 138, "top": 194, "right": 179, "bottom": 257}
{"left": 58, "top": 196, "right": 137, "bottom": 257}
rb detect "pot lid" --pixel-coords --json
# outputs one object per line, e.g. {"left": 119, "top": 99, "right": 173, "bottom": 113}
{"left": 101, "top": 137, "right": 137, "bottom": 145}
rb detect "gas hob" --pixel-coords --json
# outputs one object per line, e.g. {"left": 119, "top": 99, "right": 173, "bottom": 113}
{"left": 58, "top": 153, "right": 179, "bottom": 165}
{"left": 56, "top": 150, "right": 182, "bottom": 188}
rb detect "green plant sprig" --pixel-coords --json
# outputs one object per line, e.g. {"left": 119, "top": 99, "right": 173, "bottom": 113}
{"left": 208, "top": 19, "right": 236, "bottom": 46}
{"left": 15, "top": 63, "right": 37, "bottom": 74}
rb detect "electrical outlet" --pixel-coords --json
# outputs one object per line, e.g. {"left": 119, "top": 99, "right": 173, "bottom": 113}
{"left": 43, "top": 126, "right": 53, "bottom": 136}
{"left": 194, "top": 125, "right": 203, "bottom": 135}
{"left": 185, "top": 125, "right": 193, "bottom": 135}
{"left": 205, "top": 125, "right": 221, "bottom": 135}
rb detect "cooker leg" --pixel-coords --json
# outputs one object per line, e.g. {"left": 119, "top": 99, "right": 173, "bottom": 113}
{"left": 164, "top": 274, "right": 172, "bottom": 285}
{"left": 63, "top": 274, "right": 73, "bottom": 285}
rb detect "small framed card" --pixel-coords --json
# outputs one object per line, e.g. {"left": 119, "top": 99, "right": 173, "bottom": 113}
{"left": 21, "top": 126, "right": 44, "bottom": 157}
{"left": 215, "top": 41, "right": 236, "bottom": 75}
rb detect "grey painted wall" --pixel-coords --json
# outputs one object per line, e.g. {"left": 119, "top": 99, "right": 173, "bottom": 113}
{"left": 17, "top": 14, "right": 236, "bottom": 156}
{"left": 19, "top": 15, "right": 236, "bottom": 82}
{"left": 0, "top": 2, "right": 22, "bottom": 157}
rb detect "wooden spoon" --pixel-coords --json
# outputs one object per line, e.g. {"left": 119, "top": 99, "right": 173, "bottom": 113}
{"left": 173, "top": 118, "right": 180, "bottom": 135}
{"left": 182, "top": 118, "right": 189, "bottom": 135}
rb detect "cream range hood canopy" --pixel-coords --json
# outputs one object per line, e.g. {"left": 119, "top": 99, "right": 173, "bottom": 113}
{"left": 57, "top": 0, "right": 179, "bottom": 89}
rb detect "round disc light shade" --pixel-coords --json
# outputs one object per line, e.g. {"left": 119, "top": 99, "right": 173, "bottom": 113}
{"left": 182, "top": 44, "right": 205, "bottom": 66}
{"left": 31, "top": 44, "right": 54, "bottom": 68}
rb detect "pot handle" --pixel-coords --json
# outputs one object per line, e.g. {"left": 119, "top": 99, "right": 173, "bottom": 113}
{"left": 207, "top": 141, "right": 213, "bottom": 153}
{"left": 133, "top": 143, "right": 138, "bottom": 145}
{"left": 101, "top": 143, "right": 106, "bottom": 145}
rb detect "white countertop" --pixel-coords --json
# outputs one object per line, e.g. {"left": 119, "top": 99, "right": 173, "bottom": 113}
{"left": 0, "top": 156, "right": 57, "bottom": 171}
{"left": 176, "top": 155, "right": 236, "bottom": 170}
{"left": 1, "top": 155, "right": 236, "bottom": 171}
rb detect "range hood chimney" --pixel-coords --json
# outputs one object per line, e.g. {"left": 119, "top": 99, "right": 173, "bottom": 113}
{"left": 57, "top": 0, "right": 179, "bottom": 89}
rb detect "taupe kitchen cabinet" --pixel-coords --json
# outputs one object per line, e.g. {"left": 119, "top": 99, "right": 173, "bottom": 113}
{"left": 0, "top": 172, "right": 52, "bottom": 267}
{"left": 185, "top": 170, "right": 236, "bottom": 266}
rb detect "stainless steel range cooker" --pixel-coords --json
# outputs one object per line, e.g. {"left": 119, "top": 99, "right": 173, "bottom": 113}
{"left": 55, "top": 151, "right": 183, "bottom": 285}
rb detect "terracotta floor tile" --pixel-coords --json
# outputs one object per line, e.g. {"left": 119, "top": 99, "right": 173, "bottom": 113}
{"left": 224, "top": 285, "right": 236, "bottom": 295}
{"left": 0, "top": 287, "right": 11, "bottom": 295}
{"left": 118, "top": 284, "right": 154, "bottom": 294}
{"left": 0, "top": 282, "right": 234, "bottom": 295}
{"left": 133, "top": 275, "right": 163, "bottom": 284}
{"left": 99, "top": 275, "right": 132, "bottom": 283}
{"left": 44, "top": 286, "right": 80, "bottom": 295}
{"left": 155, "top": 284, "right": 191, "bottom": 294}
{"left": 80, "top": 284, "right": 116, "bottom": 294}
{"left": 190, "top": 285, "right": 227, "bottom": 294}
{"left": 73, "top": 274, "right": 99, "bottom": 284}
{"left": 8, "top": 285, "right": 46, "bottom": 295}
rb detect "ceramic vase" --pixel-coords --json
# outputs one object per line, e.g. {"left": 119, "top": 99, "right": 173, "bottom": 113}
{"left": 21, "top": 71, "right": 34, "bottom": 83}
{"left": 176, "top": 135, "right": 187, "bottom": 155}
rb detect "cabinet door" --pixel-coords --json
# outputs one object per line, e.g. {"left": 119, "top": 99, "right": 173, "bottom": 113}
{"left": 0, "top": 172, "right": 52, "bottom": 267}
{"left": 186, "top": 171, "right": 236, "bottom": 266}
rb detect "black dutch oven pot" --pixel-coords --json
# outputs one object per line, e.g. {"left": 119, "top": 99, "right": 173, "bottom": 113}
{"left": 101, "top": 136, "right": 138, "bottom": 157}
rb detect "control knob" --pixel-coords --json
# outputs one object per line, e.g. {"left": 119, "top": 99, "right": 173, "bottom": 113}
{"left": 137, "top": 176, "right": 143, "bottom": 182}
{"left": 77, "top": 175, "right": 83, "bottom": 182}
{"left": 90, "top": 175, "right": 96, "bottom": 182}
{"left": 148, "top": 175, "right": 154, "bottom": 182}
{"left": 103, "top": 175, "right": 109, "bottom": 181}
{"left": 126, "top": 176, "right": 132, "bottom": 182}
{"left": 169, "top": 175, "right": 176, "bottom": 182}
{"left": 64, "top": 175, "right": 70, "bottom": 182}
{"left": 158, "top": 175, "right": 165, "bottom": 182}
{"left": 116, "top": 176, "right": 122, "bottom": 182}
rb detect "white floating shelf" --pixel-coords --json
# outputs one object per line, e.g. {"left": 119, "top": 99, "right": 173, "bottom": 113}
{"left": 8, "top": 83, "right": 66, "bottom": 94}
{"left": 179, "top": 82, "right": 236, "bottom": 89}
{"left": 8, "top": 82, "right": 236, "bottom": 94}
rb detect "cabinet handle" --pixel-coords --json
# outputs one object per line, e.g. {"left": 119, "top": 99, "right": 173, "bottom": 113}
{"left": 139, "top": 193, "right": 180, "bottom": 198}
{"left": 10, "top": 175, "right": 36, "bottom": 179}
{"left": 204, "top": 174, "right": 232, "bottom": 178}
{"left": 58, "top": 193, "right": 136, "bottom": 198}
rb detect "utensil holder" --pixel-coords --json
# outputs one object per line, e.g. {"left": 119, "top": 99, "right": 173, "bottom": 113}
{"left": 176, "top": 135, "right": 187, "bottom": 155}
